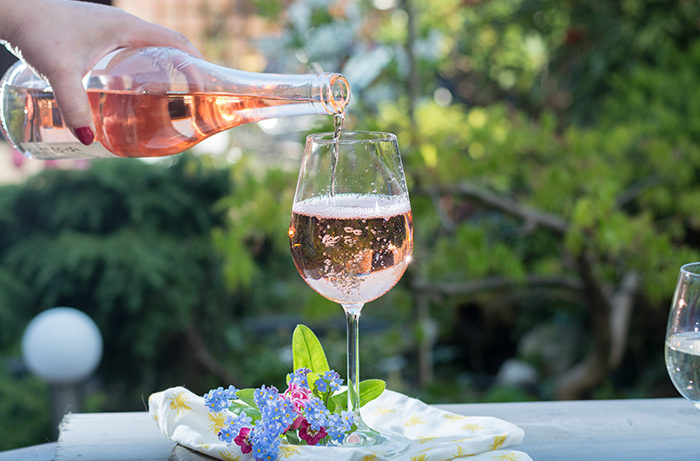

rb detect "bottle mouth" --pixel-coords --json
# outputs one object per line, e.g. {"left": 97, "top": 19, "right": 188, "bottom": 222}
{"left": 321, "top": 74, "right": 351, "bottom": 114}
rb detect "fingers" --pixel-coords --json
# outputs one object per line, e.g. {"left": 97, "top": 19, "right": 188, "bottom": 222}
{"left": 47, "top": 67, "right": 95, "bottom": 144}
{"left": 119, "top": 17, "right": 204, "bottom": 59}
{"left": 153, "top": 27, "right": 204, "bottom": 60}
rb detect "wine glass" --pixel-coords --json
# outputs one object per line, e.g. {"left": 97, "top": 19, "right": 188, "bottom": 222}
{"left": 289, "top": 131, "right": 413, "bottom": 455}
{"left": 665, "top": 262, "right": 700, "bottom": 409}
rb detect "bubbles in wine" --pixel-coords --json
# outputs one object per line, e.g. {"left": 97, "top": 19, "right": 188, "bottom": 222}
{"left": 289, "top": 194, "right": 413, "bottom": 305}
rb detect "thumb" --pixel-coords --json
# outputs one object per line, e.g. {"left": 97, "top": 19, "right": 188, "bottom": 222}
{"left": 47, "top": 69, "right": 95, "bottom": 145}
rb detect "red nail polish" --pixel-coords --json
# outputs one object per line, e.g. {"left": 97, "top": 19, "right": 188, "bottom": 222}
{"left": 73, "top": 126, "right": 94, "bottom": 146}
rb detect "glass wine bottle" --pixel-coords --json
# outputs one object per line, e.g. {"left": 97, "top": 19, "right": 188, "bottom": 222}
{"left": 0, "top": 47, "right": 350, "bottom": 159}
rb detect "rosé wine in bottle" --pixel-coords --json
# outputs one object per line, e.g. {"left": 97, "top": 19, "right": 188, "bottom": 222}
{"left": 0, "top": 47, "right": 350, "bottom": 159}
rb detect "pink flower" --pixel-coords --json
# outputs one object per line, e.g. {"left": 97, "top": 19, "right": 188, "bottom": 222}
{"left": 298, "top": 419, "right": 327, "bottom": 446}
{"left": 290, "top": 416, "right": 304, "bottom": 431}
{"left": 283, "top": 383, "right": 312, "bottom": 413}
{"left": 234, "top": 427, "right": 252, "bottom": 454}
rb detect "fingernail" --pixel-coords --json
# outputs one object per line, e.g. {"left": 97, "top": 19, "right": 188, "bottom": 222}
{"left": 73, "top": 126, "right": 94, "bottom": 145}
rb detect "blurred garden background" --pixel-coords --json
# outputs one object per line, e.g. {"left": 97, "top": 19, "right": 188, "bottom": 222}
{"left": 2, "top": 0, "right": 700, "bottom": 450}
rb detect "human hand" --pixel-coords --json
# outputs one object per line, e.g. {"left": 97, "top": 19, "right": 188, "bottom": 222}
{"left": 0, "top": 0, "right": 202, "bottom": 145}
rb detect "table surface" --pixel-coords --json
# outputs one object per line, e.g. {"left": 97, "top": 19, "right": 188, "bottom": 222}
{"left": 2, "top": 398, "right": 699, "bottom": 460}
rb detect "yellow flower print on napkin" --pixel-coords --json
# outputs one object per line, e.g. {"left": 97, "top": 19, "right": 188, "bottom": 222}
{"left": 490, "top": 434, "right": 508, "bottom": 450}
{"left": 218, "top": 449, "right": 240, "bottom": 461}
{"left": 454, "top": 436, "right": 475, "bottom": 443}
{"left": 374, "top": 406, "right": 398, "bottom": 416}
{"left": 279, "top": 445, "right": 302, "bottom": 457}
{"left": 494, "top": 453, "right": 521, "bottom": 461}
{"left": 208, "top": 412, "right": 227, "bottom": 433}
{"left": 403, "top": 415, "right": 425, "bottom": 427}
{"left": 463, "top": 422, "right": 485, "bottom": 432}
{"left": 169, "top": 391, "right": 192, "bottom": 415}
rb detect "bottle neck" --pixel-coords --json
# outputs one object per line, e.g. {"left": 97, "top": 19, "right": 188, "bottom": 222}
{"left": 201, "top": 65, "right": 350, "bottom": 116}
{"left": 87, "top": 47, "right": 351, "bottom": 116}
{"left": 316, "top": 73, "right": 351, "bottom": 115}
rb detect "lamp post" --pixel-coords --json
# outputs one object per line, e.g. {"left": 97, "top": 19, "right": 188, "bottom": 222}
{"left": 22, "top": 307, "right": 103, "bottom": 431}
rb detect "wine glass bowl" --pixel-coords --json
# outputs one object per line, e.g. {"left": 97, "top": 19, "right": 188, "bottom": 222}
{"left": 289, "top": 132, "right": 413, "bottom": 311}
{"left": 665, "top": 262, "right": 700, "bottom": 409}
{"left": 289, "top": 131, "right": 413, "bottom": 455}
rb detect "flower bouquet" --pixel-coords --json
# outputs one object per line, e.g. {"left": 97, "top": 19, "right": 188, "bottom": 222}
{"left": 202, "top": 325, "right": 385, "bottom": 461}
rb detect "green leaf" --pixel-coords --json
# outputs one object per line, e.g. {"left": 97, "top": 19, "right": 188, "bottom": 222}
{"left": 228, "top": 402, "right": 248, "bottom": 412}
{"left": 286, "top": 430, "right": 303, "bottom": 445}
{"left": 235, "top": 388, "right": 257, "bottom": 408}
{"left": 326, "top": 394, "right": 336, "bottom": 413}
{"left": 307, "top": 372, "right": 320, "bottom": 395}
{"left": 358, "top": 379, "right": 386, "bottom": 406}
{"left": 292, "top": 324, "right": 330, "bottom": 374}
{"left": 232, "top": 405, "right": 261, "bottom": 422}
{"left": 331, "top": 379, "right": 386, "bottom": 411}
{"left": 331, "top": 393, "right": 347, "bottom": 411}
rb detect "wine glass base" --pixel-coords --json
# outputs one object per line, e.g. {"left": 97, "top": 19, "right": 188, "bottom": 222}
{"left": 335, "top": 425, "right": 410, "bottom": 458}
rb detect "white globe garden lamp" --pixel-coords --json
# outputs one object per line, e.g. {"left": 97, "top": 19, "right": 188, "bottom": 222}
{"left": 22, "top": 307, "right": 103, "bottom": 430}
{"left": 22, "top": 307, "right": 103, "bottom": 384}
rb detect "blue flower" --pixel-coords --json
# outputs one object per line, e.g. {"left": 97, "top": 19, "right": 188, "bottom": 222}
{"left": 315, "top": 378, "right": 329, "bottom": 393}
{"left": 287, "top": 368, "right": 311, "bottom": 389}
{"left": 217, "top": 411, "right": 253, "bottom": 444}
{"left": 204, "top": 385, "right": 238, "bottom": 413}
{"left": 257, "top": 391, "right": 296, "bottom": 436}
{"left": 314, "top": 370, "right": 343, "bottom": 395}
{"left": 207, "top": 369, "right": 355, "bottom": 457}
{"left": 325, "top": 410, "right": 354, "bottom": 443}
{"left": 304, "top": 396, "right": 331, "bottom": 431}
{"left": 217, "top": 423, "right": 236, "bottom": 444}
{"left": 230, "top": 411, "right": 253, "bottom": 435}
{"left": 250, "top": 422, "right": 281, "bottom": 461}
{"left": 254, "top": 385, "right": 279, "bottom": 410}
{"left": 325, "top": 414, "right": 345, "bottom": 443}
{"left": 340, "top": 410, "right": 354, "bottom": 428}
{"left": 321, "top": 370, "right": 343, "bottom": 392}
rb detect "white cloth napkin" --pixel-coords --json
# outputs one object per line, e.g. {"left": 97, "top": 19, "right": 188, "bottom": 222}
{"left": 149, "top": 386, "right": 532, "bottom": 461}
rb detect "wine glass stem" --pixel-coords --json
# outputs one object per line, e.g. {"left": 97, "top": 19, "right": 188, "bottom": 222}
{"left": 344, "top": 304, "right": 363, "bottom": 415}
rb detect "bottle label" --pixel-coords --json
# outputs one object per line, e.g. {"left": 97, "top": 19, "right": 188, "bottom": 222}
{"left": 19, "top": 142, "right": 119, "bottom": 160}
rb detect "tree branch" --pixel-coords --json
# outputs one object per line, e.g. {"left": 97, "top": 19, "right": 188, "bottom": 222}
{"left": 429, "top": 191, "right": 456, "bottom": 233}
{"left": 555, "top": 252, "right": 640, "bottom": 399}
{"left": 609, "top": 271, "right": 640, "bottom": 368}
{"left": 412, "top": 274, "right": 583, "bottom": 296}
{"left": 185, "top": 326, "right": 238, "bottom": 385}
{"left": 419, "top": 182, "right": 569, "bottom": 235}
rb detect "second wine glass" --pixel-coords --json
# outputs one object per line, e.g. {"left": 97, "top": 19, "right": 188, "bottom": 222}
{"left": 289, "top": 131, "right": 413, "bottom": 456}
{"left": 665, "top": 262, "right": 700, "bottom": 409}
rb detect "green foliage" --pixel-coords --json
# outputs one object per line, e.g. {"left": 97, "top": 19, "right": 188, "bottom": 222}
{"left": 238, "top": 0, "right": 700, "bottom": 402}
{"left": 0, "top": 366, "right": 51, "bottom": 450}
{"left": 0, "top": 156, "right": 233, "bottom": 413}
{"left": 4, "top": 3, "right": 700, "bottom": 452}
{"left": 213, "top": 159, "right": 296, "bottom": 290}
